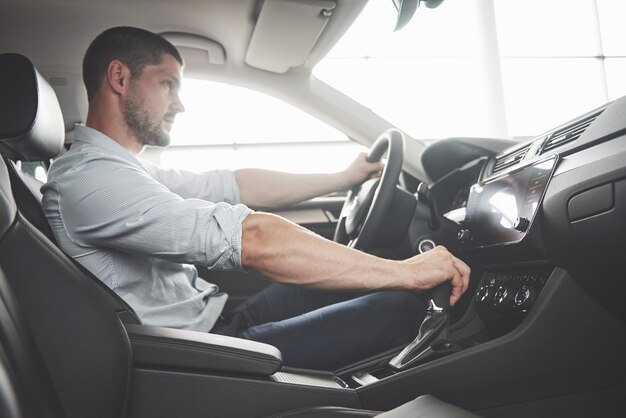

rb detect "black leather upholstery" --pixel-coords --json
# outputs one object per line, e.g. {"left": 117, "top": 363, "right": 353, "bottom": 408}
{"left": 127, "top": 324, "right": 283, "bottom": 376}
{"left": 0, "top": 53, "right": 137, "bottom": 418}
{"left": 0, "top": 52, "right": 64, "bottom": 243}
{"left": 0, "top": 267, "right": 65, "bottom": 418}
{"left": 0, "top": 53, "right": 64, "bottom": 162}
{"left": 0, "top": 158, "right": 135, "bottom": 418}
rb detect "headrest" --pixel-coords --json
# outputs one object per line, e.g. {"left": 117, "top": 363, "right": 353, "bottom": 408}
{"left": 0, "top": 53, "right": 65, "bottom": 161}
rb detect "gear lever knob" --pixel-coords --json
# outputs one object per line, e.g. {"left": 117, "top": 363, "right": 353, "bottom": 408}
{"left": 425, "top": 281, "right": 451, "bottom": 311}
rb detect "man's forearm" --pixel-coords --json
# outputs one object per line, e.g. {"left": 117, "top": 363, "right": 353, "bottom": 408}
{"left": 235, "top": 169, "right": 351, "bottom": 209}
{"left": 241, "top": 212, "right": 400, "bottom": 289}
{"left": 235, "top": 152, "right": 384, "bottom": 209}
{"left": 240, "top": 212, "right": 471, "bottom": 304}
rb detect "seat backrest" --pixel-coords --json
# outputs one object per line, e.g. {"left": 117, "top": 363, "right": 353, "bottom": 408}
{"left": 0, "top": 53, "right": 137, "bottom": 418}
{"left": 0, "top": 142, "right": 134, "bottom": 418}
{"left": 0, "top": 266, "right": 66, "bottom": 418}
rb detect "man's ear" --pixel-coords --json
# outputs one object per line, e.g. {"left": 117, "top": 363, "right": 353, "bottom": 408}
{"left": 106, "top": 60, "right": 131, "bottom": 95}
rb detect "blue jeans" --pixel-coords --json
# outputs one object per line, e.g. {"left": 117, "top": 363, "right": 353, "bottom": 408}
{"left": 212, "top": 284, "right": 426, "bottom": 370}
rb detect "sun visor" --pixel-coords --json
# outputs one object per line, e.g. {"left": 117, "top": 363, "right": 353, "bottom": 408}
{"left": 245, "top": 0, "right": 336, "bottom": 74}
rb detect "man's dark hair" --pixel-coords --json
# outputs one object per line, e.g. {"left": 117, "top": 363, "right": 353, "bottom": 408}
{"left": 83, "top": 26, "right": 183, "bottom": 101}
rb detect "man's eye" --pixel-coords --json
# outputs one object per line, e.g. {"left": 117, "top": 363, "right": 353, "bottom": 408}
{"left": 164, "top": 81, "right": 173, "bottom": 89}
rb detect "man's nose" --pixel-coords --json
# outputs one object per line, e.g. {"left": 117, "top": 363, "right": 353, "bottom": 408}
{"left": 172, "top": 94, "right": 185, "bottom": 113}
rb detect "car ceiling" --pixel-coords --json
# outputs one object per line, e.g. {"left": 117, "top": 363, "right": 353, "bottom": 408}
{"left": 0, "top": 0, "right": 367, "bottom": 127}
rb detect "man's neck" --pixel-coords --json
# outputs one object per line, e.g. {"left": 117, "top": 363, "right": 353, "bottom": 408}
{"left": 86, "top": 105, "right": 144, "bottom": 155}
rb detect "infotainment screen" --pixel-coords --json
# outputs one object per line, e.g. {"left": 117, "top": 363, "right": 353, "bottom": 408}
{"left": 462, "top": 155, "right": 558, "bottom": 249}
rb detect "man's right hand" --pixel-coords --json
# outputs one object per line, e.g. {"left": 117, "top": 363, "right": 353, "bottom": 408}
{"left": 398, "top": 246, "right": 470, "bottom": 306}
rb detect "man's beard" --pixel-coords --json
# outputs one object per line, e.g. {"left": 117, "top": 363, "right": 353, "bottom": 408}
{"left": 124, "top": 91, "right": 171, "bottom": 148}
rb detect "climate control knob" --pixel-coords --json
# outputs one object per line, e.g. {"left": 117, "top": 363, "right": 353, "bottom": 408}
{"left": 493, "top": 286, "right": 509, "bottom": 305}
{"left": 514, "top": 285, "right": 536, "bottom": 310}
{"left": 476, "top": 285, "right": 491, "bottom": 304}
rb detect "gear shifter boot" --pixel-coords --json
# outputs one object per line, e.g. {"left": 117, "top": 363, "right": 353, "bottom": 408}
{"left": 388, "top": 300, "right": 450, "bottom": 370}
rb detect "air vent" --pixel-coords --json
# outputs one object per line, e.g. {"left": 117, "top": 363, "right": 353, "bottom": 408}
{"left": 492, "top": 144, "right": 531, "bottom": 174}
{"left": 541, "top": 110, "right": 603, "bottom": 154}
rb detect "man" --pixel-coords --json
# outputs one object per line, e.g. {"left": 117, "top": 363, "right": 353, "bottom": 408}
{"left": 42, "top": 27, "right": 470, "bottom": 370}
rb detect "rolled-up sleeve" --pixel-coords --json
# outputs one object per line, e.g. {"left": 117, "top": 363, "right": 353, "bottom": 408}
{"left": 50, "top": 153, "right": 252, "bottom": 271}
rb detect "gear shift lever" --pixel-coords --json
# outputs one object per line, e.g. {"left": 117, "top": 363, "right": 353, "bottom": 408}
{"left": 416, "top": 182, "right": 440, "bottom": 231}
{"left": 388, "top": 281, "right": 451, "bottom": 370}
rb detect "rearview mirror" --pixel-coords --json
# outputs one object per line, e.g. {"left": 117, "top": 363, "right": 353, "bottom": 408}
{"left": 392, "top": 0, "right": 445, "bottom": 31}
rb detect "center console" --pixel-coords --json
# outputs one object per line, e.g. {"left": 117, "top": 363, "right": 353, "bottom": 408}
{"left": 321, "top": 156, "right": 564, "bottom": 394}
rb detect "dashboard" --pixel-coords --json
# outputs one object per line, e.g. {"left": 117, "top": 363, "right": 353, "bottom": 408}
{"left": 410, "top": 94, "right": 626, "bottom": 327}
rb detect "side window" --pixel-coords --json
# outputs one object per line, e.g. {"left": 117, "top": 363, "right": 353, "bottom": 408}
{"left": 16, "top": 161, "right": 47, "bottom": 182}
{"left": 141, "top": 79, "right": 364, "bottom": 173}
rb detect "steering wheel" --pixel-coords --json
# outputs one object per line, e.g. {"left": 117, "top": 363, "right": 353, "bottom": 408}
{"left": 334, "top": 128, "right": 405, "bottom": 250}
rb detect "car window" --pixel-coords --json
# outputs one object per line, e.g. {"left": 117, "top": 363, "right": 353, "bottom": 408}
{"left": 141, "top": 78, "right": 364, "bottom": 173}
{"left": 16, "top": 161, "right": 47, "bottom": 182}
{"left": 143, "top": 79, "right": 364, "bottom": 172}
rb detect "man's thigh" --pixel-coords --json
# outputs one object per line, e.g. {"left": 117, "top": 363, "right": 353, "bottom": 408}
{"left": 212, "top": 284, "right": 359, "bottom": 336}
{"left": 239, "top": 290, "right": 426, "bottom": 370}
{"left": 232, "top": 283, "right": 361, "bottom": 326}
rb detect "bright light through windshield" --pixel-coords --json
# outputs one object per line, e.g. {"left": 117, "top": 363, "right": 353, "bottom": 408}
{"left": 170, "top": 80, "right": 347, "bottom": 146}
{"left": 315, "top": 0, "right": 626, "bottom": 139}
{"left": 160, "top": 80, "right": 364, "bottom": 173}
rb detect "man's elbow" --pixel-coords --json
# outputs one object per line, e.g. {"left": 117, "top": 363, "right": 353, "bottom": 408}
{"left": 240, "top": 212, "right": 275, "bottom": 269}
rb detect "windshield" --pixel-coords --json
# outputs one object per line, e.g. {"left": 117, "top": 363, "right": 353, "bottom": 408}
{"left": 314, "top": 0, "right": 626, "bottom": 140}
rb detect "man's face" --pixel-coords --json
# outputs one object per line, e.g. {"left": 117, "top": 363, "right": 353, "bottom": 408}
{"left": 124, "top": 54, "right": 185, "bottom": 148}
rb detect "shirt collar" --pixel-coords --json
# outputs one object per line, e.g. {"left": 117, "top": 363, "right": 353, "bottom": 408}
{"left": 72, "top": 124, "right": 145, "bottom": 169}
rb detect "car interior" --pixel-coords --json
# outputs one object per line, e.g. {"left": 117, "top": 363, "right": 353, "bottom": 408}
{"left": 1, "top": 0, "right": 626, "bottom": 417}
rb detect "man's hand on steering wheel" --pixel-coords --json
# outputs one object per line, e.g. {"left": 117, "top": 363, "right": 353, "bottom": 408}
{"left": 334, "top": 129, "right": 406, "bottom": 250}
{"left": 340, "top": 152, "right": 384, "bottom": 188}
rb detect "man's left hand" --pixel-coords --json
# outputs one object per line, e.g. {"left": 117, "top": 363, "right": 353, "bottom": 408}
{"left": 342, "top": 152, "right": 384, "bottom": 189}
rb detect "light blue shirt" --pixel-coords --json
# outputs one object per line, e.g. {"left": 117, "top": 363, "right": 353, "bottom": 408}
{"left": 42, "top": 125, "right": 252, "bottom": 331}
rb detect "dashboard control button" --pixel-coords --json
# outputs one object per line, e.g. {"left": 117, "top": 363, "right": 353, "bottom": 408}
{"left": 417, "top": 239, "right": 436, "bottom": 253}
{"left": 514, "top": 217, "right": 530, "bottom": 232}
{"left": 458, "top": 229, "right": 471, "bottom": 242}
